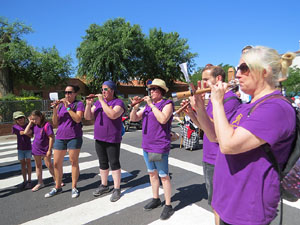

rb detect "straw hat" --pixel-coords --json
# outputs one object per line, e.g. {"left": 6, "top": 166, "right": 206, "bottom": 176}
{"left": 148, "top": 79, "right": 169, "bottom": 92}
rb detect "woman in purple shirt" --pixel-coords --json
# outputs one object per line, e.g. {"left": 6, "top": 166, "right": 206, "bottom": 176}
{"left": 84, "top": 81, "right": 125, "bottom": 202}
{"left": 130, "top": 79, "right": 175, "bottom": 220}
{"left": 45, "top": 85, "right": 84, "bottom": 199}
{"left": 210, "top": 46, "right": 296, "bottom": 225}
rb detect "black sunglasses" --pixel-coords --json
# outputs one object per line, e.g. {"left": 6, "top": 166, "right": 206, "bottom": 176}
{"left": 149, "top": 87, "right": 160, "bottom": 92}
{"left": 64, "top": 91, "right": 74, "bottom": 94}
{"left": 237, "top": 63, "right": 249, "bottom": 74}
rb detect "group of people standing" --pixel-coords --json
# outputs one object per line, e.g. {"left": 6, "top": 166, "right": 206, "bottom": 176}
{"left": 12, "top": 45, "right": 297, "bottom": 224}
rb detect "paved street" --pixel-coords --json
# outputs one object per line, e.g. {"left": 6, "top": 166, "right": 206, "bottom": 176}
{"left": 0, "top": 125, "right": 299, "bottom": 225}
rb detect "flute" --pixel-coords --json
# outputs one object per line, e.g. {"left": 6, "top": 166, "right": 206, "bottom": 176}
{"left": 173, "top": 102, "right": 190, "bottom": 116}
{"left": 131, "top": 99, "right": 144, "bottom": 107}
{"left": 172, "top": 81, "right": 239, "bottom": 101}
{"left": 81, "top": 94, "right": 98, "bottom": 101}
{"left": 50, "top": 100, "right": 63, "bottom": 109}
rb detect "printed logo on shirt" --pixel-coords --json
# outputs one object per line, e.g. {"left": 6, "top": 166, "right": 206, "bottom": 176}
{"left": 231, "top": 113, "right": 243, "bottom": 128}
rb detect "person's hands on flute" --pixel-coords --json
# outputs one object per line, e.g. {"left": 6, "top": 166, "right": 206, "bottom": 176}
{"left": 189, "top": 80, "right": 206, "bottom": 111}
{"left": 130, "top": 96, "right": 143, "bottom": 110}
{"left": 96, "top": 93, "right": 104, "bottom": 102}
{"left": 144, "top": 96, "right": 152, "bottom": 106}
{"left": 85, "top": 96, "right": 94, "bottom": 106}
{"left": 210, "top": 81, "right": 227, "bottom": 105}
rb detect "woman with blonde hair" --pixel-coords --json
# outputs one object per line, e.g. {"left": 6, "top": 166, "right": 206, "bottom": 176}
{"left": 210, "top": 46, "right": 296, "bottom": 225}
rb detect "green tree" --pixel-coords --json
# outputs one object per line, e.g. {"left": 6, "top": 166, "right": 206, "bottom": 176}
{"left": 76, "top": 18, "right": 144, "bottom": 92}
{"left": 0, "top": 17, "right": 73, "bottom": 96}
{"left": 282, "top": 66, "right": 300, "bottom": 95}
{"left": 142, "top": 28, "right": 197, "bottom": 87}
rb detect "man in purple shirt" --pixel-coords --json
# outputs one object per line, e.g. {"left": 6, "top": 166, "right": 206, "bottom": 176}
{"left": 185, "top": 66, "right": 241, "bottom": 225}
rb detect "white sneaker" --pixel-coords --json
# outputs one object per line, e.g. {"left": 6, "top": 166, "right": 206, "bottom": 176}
{"left": 72, "top": 188, "right": 79, "bottom": 198}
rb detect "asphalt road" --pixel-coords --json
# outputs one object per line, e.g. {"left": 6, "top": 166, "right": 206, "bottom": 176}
{"left": 0, "top": 125, "right": 299, "bottom": 225}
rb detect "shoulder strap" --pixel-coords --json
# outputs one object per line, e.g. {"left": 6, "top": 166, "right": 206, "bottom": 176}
{"left": 44, "top": 122, "right": 49, "bottom": 133}
{"left": 223, "top": 96, "right": 241, "bottom": 104}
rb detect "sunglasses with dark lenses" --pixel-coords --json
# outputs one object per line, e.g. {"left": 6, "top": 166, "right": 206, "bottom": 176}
{"left": 237, "top": 63, "right": 249, "bottom": 74}
{"left": 149, "top": 87, "right": 160, "bottom": 92}
{"left": 64, "top": 91, "right": 74, "bottom": 94}
{"left": 102, "top": 88, "right": 109, "bottom": 92}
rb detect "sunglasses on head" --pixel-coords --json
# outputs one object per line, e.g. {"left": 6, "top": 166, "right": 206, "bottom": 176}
{"left": 237, "top": 63, "right": 250, "bottom": 74}
{"left": 102, "top": 88, "right": 109, "bottom": 91}
{"left": 149, "top": 87, "right": 160, "bottom": 92}
{"left": 64, "top": 91, "right": 74, "bottom": 94}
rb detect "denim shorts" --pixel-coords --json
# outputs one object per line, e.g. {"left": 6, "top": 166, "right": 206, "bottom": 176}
{"left": 53, "top": 137, "right": 83, "bottom": 150}
{"left": 203, "top": 161, "right": 215, "bottom": 205}
{"left": 143, "top": 150, "right": 169, "bottom": 177}
{"left": 18, "top": 150, "right": 32, "bottom": 160}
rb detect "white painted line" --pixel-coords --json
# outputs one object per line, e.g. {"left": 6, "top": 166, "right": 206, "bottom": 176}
{"left": 283, "top": 199, "right": 300, "bottom": 210}
{"left": 148, "top": 204, "right": 214, "bottom": 225}
{"left": 83, "top": 134, "right": 94, "bottom": 139}
{"left": 120, "top": 143, "right": 204, "bottom": 176}
{"left": 0, "top": 152, "right": 92, "bottom": 164}
{"left": 0, "top": 144, "right": 17, "bottom": 150}
{"left": 0, "top": 140, "right": 17, "bottom": 146}
{"left": 0, "top": 149, "right": 16, "bottom": 156}
{"left": 0, "top": 152, "right": 92, "bottom": 174}
{"left": 22, "top": 183, "right": 153, "bottom": 225}
{"left": 83, "top": 135, "right": 300, "bottom": 211}
{"left": 0, "top": 159, "right": 130, "bottom": 189}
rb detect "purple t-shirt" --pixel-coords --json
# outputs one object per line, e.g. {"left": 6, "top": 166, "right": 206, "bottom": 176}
{"left": 142, "top": 99, "right": 174, "bottom": 153}
{"left": 94, "top": 98, "right": 125, "bottom": 143}
{"left": 55, "top": 101, "right": 85, "bottom": 140}
{"left": 32, "top": 122, "right": 54, "bottom": 156}
{"left": 203, "top": 90, "right": 241, "bottom": 165}
{"left": 212, "top": 91, "right": 296, "bottom": 225}
{"left": 12, "top": 124, "right": 32, "bottom": 150}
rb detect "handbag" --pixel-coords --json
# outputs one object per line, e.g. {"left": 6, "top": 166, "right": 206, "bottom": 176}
{"left": 148, "top": 152, "right": 162, "bottom": 162}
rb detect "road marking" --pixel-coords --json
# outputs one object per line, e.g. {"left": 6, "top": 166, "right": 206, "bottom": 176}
{"left": 0, "top": 141, "right": 17, "bottom": 146}
{"left": 0, "top": 152, "right": 91, "bottom": 174}
{"left": 22, "top": 183, "right": 153, "bottom": 225}
{"left": 148, "top": 204, "right": 214, "bottom": 225}
{"left": 83, "top": 135, "right": 300, "bottom": 210}
{"left": 119, "top": 143, "right": 204, "bottom": 175}
{"left": 0, "top": 156, "right": 131, "bottom": 190}
{"left": 0, "top": 144, "right": 17, "bottom": 150}
{"left": 0, "top": 149, "right": 16, "bottom": 156}
{"left": 0, "top": 152, "right": 92, "bottom": 164}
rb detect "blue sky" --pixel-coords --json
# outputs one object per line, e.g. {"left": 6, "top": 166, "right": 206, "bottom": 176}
{"left": 1, "top": 0, "right": 299, "bottom": 75}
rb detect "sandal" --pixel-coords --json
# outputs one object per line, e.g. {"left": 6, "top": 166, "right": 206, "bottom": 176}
{"left": 32, "top": 183, "right": 45, "bottom": 192}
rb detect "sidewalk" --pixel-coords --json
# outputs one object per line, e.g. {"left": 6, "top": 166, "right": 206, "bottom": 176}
{"left": 0, "top": 125, "right": 95, "bottom": 143}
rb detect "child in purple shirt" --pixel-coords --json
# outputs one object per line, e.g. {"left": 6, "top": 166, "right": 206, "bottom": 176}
{"left": 24, "top": 110, "right": 55, "bottom": 192}
{"left": 12, "top": 111, "right": 33, "bottom": 189}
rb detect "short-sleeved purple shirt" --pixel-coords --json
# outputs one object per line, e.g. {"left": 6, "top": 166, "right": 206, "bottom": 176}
{"left": 212, "top": 91, "right": 296, "bottom": 225}
{"left": 142, "top": 99, "right": 174, "bottom": 153}
{"left": 32, "top": 122, "right": 54, "bottom": 156}
{"left": 203, "top": 90, "right": 241, "bottom": 165}
{"left": 55, "top": 101, "right": 85, "bottom": 140}
{"left": 94, "top": 98, "right": 125, "bottom": 143}
{"left": 12, "top": 124, "right": 32, "bottom": 150}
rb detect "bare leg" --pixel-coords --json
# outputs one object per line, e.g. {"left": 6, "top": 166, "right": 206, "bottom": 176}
{"left": 44, "top": 155, "right": 55, "bottom": 180}
{"left": 149, "top": 171, "right": 160, "bottom": 199}
{"left": 34, "top": 156, "right": 43, "bottom": 184}
{"left": 53, "top": 150, "right": 66, "bottom": 189}
{"left": 100, "top": 169, "right": 109, "bottom": 186}
{"left": 20, "top": 159, "right": 27, "bottom": 182}
{"left": 26, "top": 158, "right": 32, "bottom": 182}
{"left": 111, "top": 169, "right": 121, "bottom": 189}
{"left": 161, "top": 175, "right": 172, "bottom": 205}
{"left": 69, "top": 149, "right": 80, "bottom": 189}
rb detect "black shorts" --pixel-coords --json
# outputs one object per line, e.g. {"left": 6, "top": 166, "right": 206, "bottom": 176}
{"left": 95, "top": 140, "right": 121, "bottom": 171}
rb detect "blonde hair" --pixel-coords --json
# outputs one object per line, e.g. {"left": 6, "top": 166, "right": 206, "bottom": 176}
{"left": 242, "top": 46, "right": 296, "bottom": 85}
